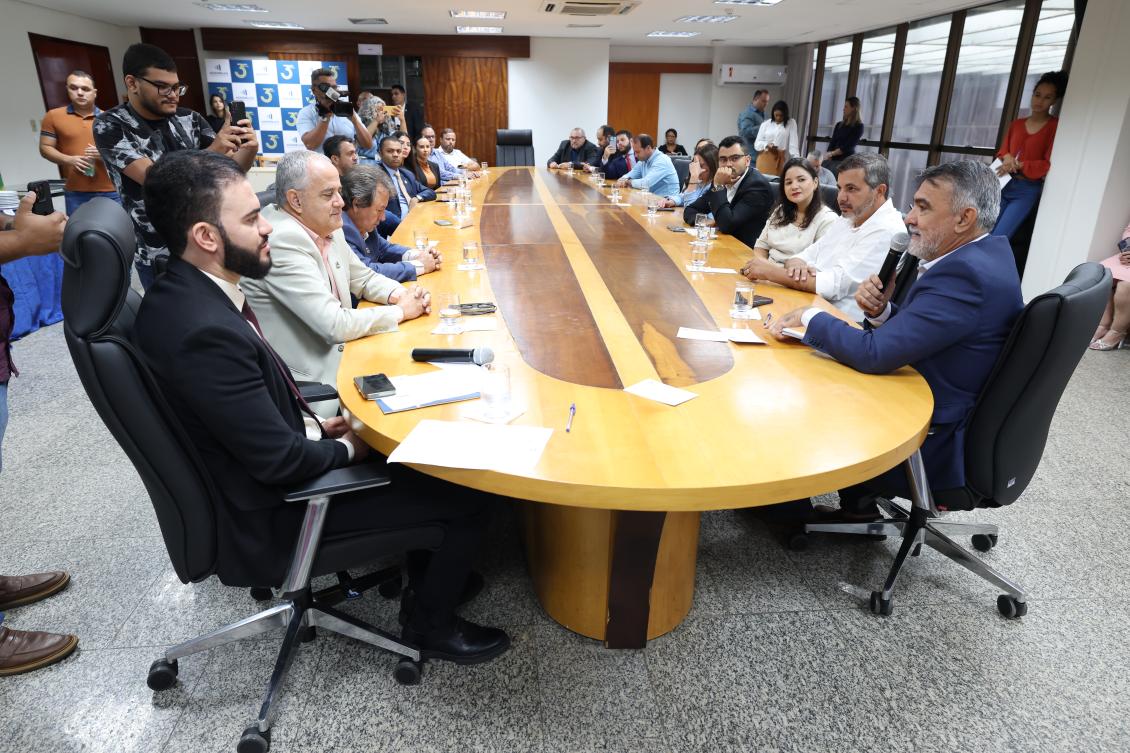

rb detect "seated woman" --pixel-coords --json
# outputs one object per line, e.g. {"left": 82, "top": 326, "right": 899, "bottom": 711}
{"left": 1092, "top": 222, "right": 1130, "bottom": 351}
{"left": 658, "top": 129, "right": 687, "bottom": 156}
{"left": 754, "top": 100, "right": 800, "bottom": 177}
{"left": 748, "top": 158, "right": 837, "bottom": 265}
{"left": 824, "top": 97, "right": 863, "bottom": 174}
{"left": 406, "top": 136, "right": 442, "bottom": 192}
{"left": 659, "top": 144, "right": 718, "bottom": 208}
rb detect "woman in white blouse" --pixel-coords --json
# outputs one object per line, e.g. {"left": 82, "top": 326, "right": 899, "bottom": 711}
{"left": 748, "top": 158, "right": 837, "bottom": 266}
{"left": 754, "top": 100, "right": 800, "bottom": 176}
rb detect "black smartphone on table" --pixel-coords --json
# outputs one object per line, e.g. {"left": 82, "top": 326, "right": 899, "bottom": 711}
{"left": 354, "top": 373, "right": 396, "bottom": 400}
{"left": 227, "top": 100, "right": 247, "bottom": 125}
{"left": 26, "top": 180, "right": 54, "bottom": 215}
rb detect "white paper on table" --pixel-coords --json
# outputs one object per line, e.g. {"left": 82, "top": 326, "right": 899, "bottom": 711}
{"left": 388, "top": 419, "right": 552, "bottom": 473}
{"left": 624, "top": 379, "right": 698, "bottom": 406}
{"left": 462, "top": 401, "right": 526, "bottom": 425}
{"left": 685, "top": 265, "right": 738, "bottom": 275}
{"left": 989, "top": 159, "right": 1011, "bottom": 190}
{"left": 729, "top": 307, "right": 763, "bottom": 321}
{"left": 677, "top": 326, "right": 765, "bottom": 344}
{"left": 379, "top": 369, "right": 483, "bottom": 412}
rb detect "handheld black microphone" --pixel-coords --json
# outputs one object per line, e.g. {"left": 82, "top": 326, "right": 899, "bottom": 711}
{"left": 876, "top": 231, "right": 911, "bottom": 288}
{"left": 411, "top": 347, "right": 494, "bottom": 366}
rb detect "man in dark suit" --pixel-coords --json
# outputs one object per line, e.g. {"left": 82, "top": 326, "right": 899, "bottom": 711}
{"left": 377, "top": 134, "right": 435, "bottom": 226}
{"left": 768, "top": 160, "right": 1024, "bottom": 518}
{"left": 683, "top": 135, "right": 774, "bottom": 250}
{"left": 547, "top": 128, "right": 600, "bottom": 170}
{"left": 135, "top": 150, "right": 509, "bottom": 664}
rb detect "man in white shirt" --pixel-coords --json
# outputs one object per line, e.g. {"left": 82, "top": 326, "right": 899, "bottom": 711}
{"left": 741, "top": 153, "right": 906, "bottom": 321}
{"left": 438, "top": 128, "right": 480, "bottom": 170}
{"left": 240, "top": 150, "right": 430, "bottom": 416}
{"left": 295, "top": 68, "right": 373, "bottom": 152}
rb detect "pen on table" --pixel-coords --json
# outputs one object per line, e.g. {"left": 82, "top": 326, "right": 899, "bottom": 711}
{"left": 565, "top": 402, "right": 576, "bottom": 433}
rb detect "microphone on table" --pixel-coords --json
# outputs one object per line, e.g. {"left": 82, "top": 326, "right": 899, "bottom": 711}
{"left": 411, "top": 346, "right": 495, "bottom": 366}
{"left": 876, "top": 231, "right": 911, "bottom": 289}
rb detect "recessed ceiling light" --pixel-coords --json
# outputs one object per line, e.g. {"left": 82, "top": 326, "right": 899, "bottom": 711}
{"left": 450, "top": 10, "right": 507, "bottom": 19}
{"left": 348, "top": 18, "right": 389, "bottom": 24}
{"left": 456, "top": 25, "right": 503, "bottom": 33}
{"left": 196, "top": 3, "right": 268, "bottom": 11}
{"left": 713, "top": 0, "right": 783, "bottom": 5}
{"left": 244, "top": 20, "right": 305, "bottom": 28}
{"left": 647, "top": 31, "right": 701, "bottom": 37}
{"left": 676, "top": 15, "right": 738, "bottom": 23}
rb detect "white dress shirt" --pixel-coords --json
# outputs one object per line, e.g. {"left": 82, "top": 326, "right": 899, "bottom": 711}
{"left": 754, "top": 118, "right": 800, "bottom": 158}
{"left": 726, "top": 165, "right": 751, "bottom": 204}
{"left": 442, "top": 146, "right": 475, "bottom": 167}
{"left": 793, "top": 198, "right": 907, "bottom": 321}
{"left": 201, "top": 270, "right": 354, "bottom": 459}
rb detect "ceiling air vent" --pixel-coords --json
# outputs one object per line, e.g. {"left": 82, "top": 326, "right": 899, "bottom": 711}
{"left": 541, "top": 1, "right": 639, "bottom": 16}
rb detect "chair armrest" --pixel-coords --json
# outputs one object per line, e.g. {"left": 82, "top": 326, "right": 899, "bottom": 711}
{"left": 297, "top": 381, "right": 338, "bottom": 403}
{"left": 284, "top": 458, "right": 391, "bottom": 502}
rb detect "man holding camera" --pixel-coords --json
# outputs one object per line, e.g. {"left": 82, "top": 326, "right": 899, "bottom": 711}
{"left": 297, "top": 68, "right": 374, "bottom": 153}
{"left": 94, "top": 43, "right": 257, "bottom": 290}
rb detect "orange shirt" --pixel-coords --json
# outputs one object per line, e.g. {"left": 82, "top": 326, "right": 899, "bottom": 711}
{"left": 997, "top": 116, "right": 1058, "bottom": 181}
{"left": 40, "top": 105, "right": 116, "bottom": 193}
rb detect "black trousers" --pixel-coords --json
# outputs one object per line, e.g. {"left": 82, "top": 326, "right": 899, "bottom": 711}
{"left": 320, "top": 463, "right": 491, "bottom": 631}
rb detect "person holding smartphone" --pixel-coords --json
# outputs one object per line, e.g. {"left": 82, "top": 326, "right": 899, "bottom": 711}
{"left": 1092, "top": 222, "right": 1130, "bottom": 351}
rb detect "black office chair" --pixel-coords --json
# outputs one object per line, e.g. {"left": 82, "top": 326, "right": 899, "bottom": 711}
{"left": 495, "top": 129, "right": 534, "bottom": 167}
{"left": 819, "top": 184, "right": 841, "bottom": 215}
{"left": 60, "top": 198, "right": 441, "bottom": 753}
{"left": 671, "top": 156, "right": 691, "bottom": 191}
{"left": 805, "top": 262, "right": 1111, "bottom": 619}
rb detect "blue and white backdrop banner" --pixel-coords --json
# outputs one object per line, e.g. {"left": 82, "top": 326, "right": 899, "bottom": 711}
{"left": 205, "top": 58, "right": 348, "bottom": 155}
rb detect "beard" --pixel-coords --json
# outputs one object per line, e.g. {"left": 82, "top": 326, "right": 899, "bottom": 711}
{"left": 907, "top": 228, "right": 943, "bottom": 262}
{"left": 218, "top": 224, "right": 272, "bottom": 279}
{"left": 842, "top": 190, "right": 879, "bottom": 222}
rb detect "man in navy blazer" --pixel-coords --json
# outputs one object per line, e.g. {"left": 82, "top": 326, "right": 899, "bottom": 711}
{"left": 376, "top": 135, "right": 434, "bottom": 223}
{"left": 768, "top": 161, "right": 1023, "bottom": 516}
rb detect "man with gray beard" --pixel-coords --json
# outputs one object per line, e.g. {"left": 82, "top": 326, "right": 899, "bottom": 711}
{"left": 767, "top": 160, "right": 1023, "bottom": 518}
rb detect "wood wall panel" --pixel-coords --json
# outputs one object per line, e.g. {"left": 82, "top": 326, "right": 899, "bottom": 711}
{"left": 608, "top": 71, "right": 660, "bottom": 142}
{"left": 422, "top": 57, "right": 507, "bottom": 168}
{"left": 201, "top": 28, "right": 529, "bottom": 59}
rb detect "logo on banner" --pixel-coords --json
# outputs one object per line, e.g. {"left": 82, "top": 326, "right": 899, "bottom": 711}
{"left": 282, "top": 108, "right": 302, "bottom": 129}
{"left": 323, "top": 62, "right": 345, "bottom": 83}
{"left": 231, "top": 60, "right": 254, "bottom": 82}
{"left": 261, "top": 132, "right": 284, "bottom": 153}
{"left": 252, "top": 59, "right": 274, "bottom": 81}
{"left": 232, "top": 83, "right": 256, "bottom": 103}
{"left": 258, "top": 108, "right": 282, "bottom": 128}
{"left": 209, "top": 83, "right": 231, "bottom": 102}
{"left": 301, "top": 85, "right": 314, "bottom": 105}
{"left": 278, "top": 86, "right": 303, "bottom": 108}
{"left": 205, "top": 59, "right": 231, "bottom": 81}
{"left": 256, "top": 85, "right": 279, "bottom": 107}
{"left": 277, "top": 62, "right": 298, "bottom": 83}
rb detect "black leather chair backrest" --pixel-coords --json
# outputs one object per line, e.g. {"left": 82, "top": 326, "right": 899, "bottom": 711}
{"left": 60, "top": 198, "right": 220, "bottom": 583}
{"left": 820, "top": 184, "right": 841, "bottom": 215}
{"left": 963, "top": 262, "right": 1110, "bottom": 506}
{"left": 671, "top": 156, "right": 691, "bottom": 191}
{"left": 256, "top": 189, "right": 275, "bottom": 209}
{"left": 495, "top": 129, "right": 534, "bottom": 167}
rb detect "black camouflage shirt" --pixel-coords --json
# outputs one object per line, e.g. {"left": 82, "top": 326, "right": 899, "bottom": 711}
{"left": 94, "top": 103, "right": 215, "bottom": 265}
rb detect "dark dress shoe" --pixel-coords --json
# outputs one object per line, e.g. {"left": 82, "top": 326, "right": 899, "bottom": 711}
{"left": 0, "top": 626, "right": 78, "bottom": 676}
{"left": 398, "top": 570, "right": 486, "bottom": 626}
{"left": 402, "top": 618, "right": 510, "bottom": 664}
{"left": 0, "top": 571, "right": 70, "bottom": 610}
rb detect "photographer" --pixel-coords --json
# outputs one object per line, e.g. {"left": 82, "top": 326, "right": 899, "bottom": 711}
{"left": 297, "top": 68, "right": 374, "bottom": 152}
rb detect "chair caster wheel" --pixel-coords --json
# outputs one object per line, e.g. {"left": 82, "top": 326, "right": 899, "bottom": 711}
{"left": 972, "top": 534, "right": 999, "bottom": 552}
{"left": 146, "top": 658, "right": 179, "bottom": 691}
{"left": 378, "top": 577, "right": 403, "bottom": 599}
{"left": 248, "top": 587, "right": 273, "bottom": 601}
{"left": 786, "top": 531, "right": 809, "bottom": 552}
{"left": 997, "top": 594, "right": 1027, "bottom": 619}
{"left": 236, "top": 725, "right": 270, "bottom": 753}
{"left": 869, "top": 591, "right": 893, "bottom": 616}
{"left": 394, "top": 658, "right": 422, "bottom": 685}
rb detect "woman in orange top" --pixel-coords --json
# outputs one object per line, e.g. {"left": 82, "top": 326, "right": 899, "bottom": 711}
{"left": 406, "top": 136, "right": 441, "bottom": 191}
{"left": 992, "top": 71, "right": 1068, "bottom": 240}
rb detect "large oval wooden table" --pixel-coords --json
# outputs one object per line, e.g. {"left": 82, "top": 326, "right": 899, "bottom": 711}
{"left": 339, "top": 167, "right": 933, "bottom": 648}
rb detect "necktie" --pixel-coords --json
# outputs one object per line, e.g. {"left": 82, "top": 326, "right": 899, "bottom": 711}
{"left": 392, "top": 168, "right": 411, "bottom": 214}
{"left": 241, "top": 301, "right": 326, "bottom": 436}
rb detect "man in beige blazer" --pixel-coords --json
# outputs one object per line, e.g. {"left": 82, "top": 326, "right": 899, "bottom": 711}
{"left": 242, "top": 150, "right": 430, "bottom": 416}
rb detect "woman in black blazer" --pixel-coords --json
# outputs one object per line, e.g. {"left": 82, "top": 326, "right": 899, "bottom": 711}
{"left": 825, "top": 97, "right": 864, "bottom": 174}
{"left": 406, "top": 136, "right": 443, "bottom": 191}
{"left": 659, "top": 128, "right": 688, "bottom": 156}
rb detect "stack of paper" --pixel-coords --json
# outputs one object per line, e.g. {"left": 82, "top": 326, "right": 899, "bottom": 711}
{"left": 624, "top": 379, "right": 698, "bottom": 406}
{"left": 377, "top": 368, "right": 484, "bottom": 414}
{"left": 677, "top": 326, "right": 765, "bottom": 344}
{"left": 388, "top": 419, "right": 552, "bottom": 473}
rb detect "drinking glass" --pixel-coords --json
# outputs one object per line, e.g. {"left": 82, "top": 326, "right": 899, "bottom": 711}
{"left": 413, "top": 231, "right": 428, "bottom": 254}
{"left": 481, "top": 363, "right": 511, "bottom": 419}
{"left": 732, "top": 280, "right": 754, "bottom": 318}
{"left": 480, "top": 161, "right": 488, "bottom": 173}
{"left": 695, "top": 213, "right": 710, "bottom": 233}
{"left": 595, "top": 171, "right": 605, "bottom": 188}
{"left": 646, "top": 194, "right": 659, "bottom": 217}
{"left": 437, "top": 292, "right": 462, "bottom": 333}
{"left": 610, "top": 185, "right": 621, "bottom": 203}
{"left": 691, "top": 244, "right": 709, "bottom": 270}
{"left": 462, "top": 241, "right": 479, "bottom": 266}
{"left": 565, "top": 162, "right": 574, "bottom": 175}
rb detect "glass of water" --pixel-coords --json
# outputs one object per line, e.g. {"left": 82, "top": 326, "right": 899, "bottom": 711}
{"left": 437, "top": 292, "right": 462, "bottom": 333}
{"left": 480, "top": 161, "right": 488, "bottom": 173}
{"left": 565, "top": 162, "right": 574, "bottom": 175}
{"left": 732, "top": 280, "right": 754, "bottom": 318}
{"left": 462, "top": 240, "right": 479, "bottom": 266}
{"left": 610, "top": 185, "right": 621, "bottom": 203}
{"left": 413, "top": 231, "right": 428, "bottom": 254}
{"left": 646, "top": 194, "right": 659, "bottom": 217}
{"left": 690, "top": 243, "right": 709, "bottom": 270}
{"left": 481, "top": 362, "right": 511, "bottom": 419}
{"left": 595, "top": 171, "right": 605, "bottom": 188}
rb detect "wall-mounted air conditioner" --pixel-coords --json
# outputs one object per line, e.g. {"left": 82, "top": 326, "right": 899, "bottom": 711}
{"left": 540, "top": 1, "right": 639, "bottom": 16}
{"left": 717, "top": 64, "right": 787, "bottom": 86}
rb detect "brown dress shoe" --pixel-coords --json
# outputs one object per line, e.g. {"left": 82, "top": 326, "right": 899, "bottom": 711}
{"left": 0, "top": 571, "right": 70, "bottom": 610}
{"left": 0, "top": 626, "right": 78, "bottom": 675}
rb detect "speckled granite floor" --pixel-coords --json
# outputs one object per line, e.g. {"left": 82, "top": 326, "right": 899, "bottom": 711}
{"left": 1, "top": 320, "right": 1127, "bottom": 753}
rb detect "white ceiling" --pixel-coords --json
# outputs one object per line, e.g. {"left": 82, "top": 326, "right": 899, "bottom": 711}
{"left": 21, "top": 0, "right": 997, "bottom": 47}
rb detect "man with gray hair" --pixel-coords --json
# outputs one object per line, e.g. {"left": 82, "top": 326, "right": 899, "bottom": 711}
{"left": 340, "top": 165, "right": 441, "bottom": 282}
{"left": 806, "top": 150, "right": 838, "bottom": 187}
{"left": 242, "top": 150, "right": 430, "bottom": 416}
{"left": 547, "top": 128, "right": 599, "bottom": 170}
{"left": 767, "top": 160, "right": 1023, "bottom": 520}
{"left": 296, "top": 67, "right": 373, "bottom": 152}
{"left": 742, "top": 152, "right": 907, "bottom": 320}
